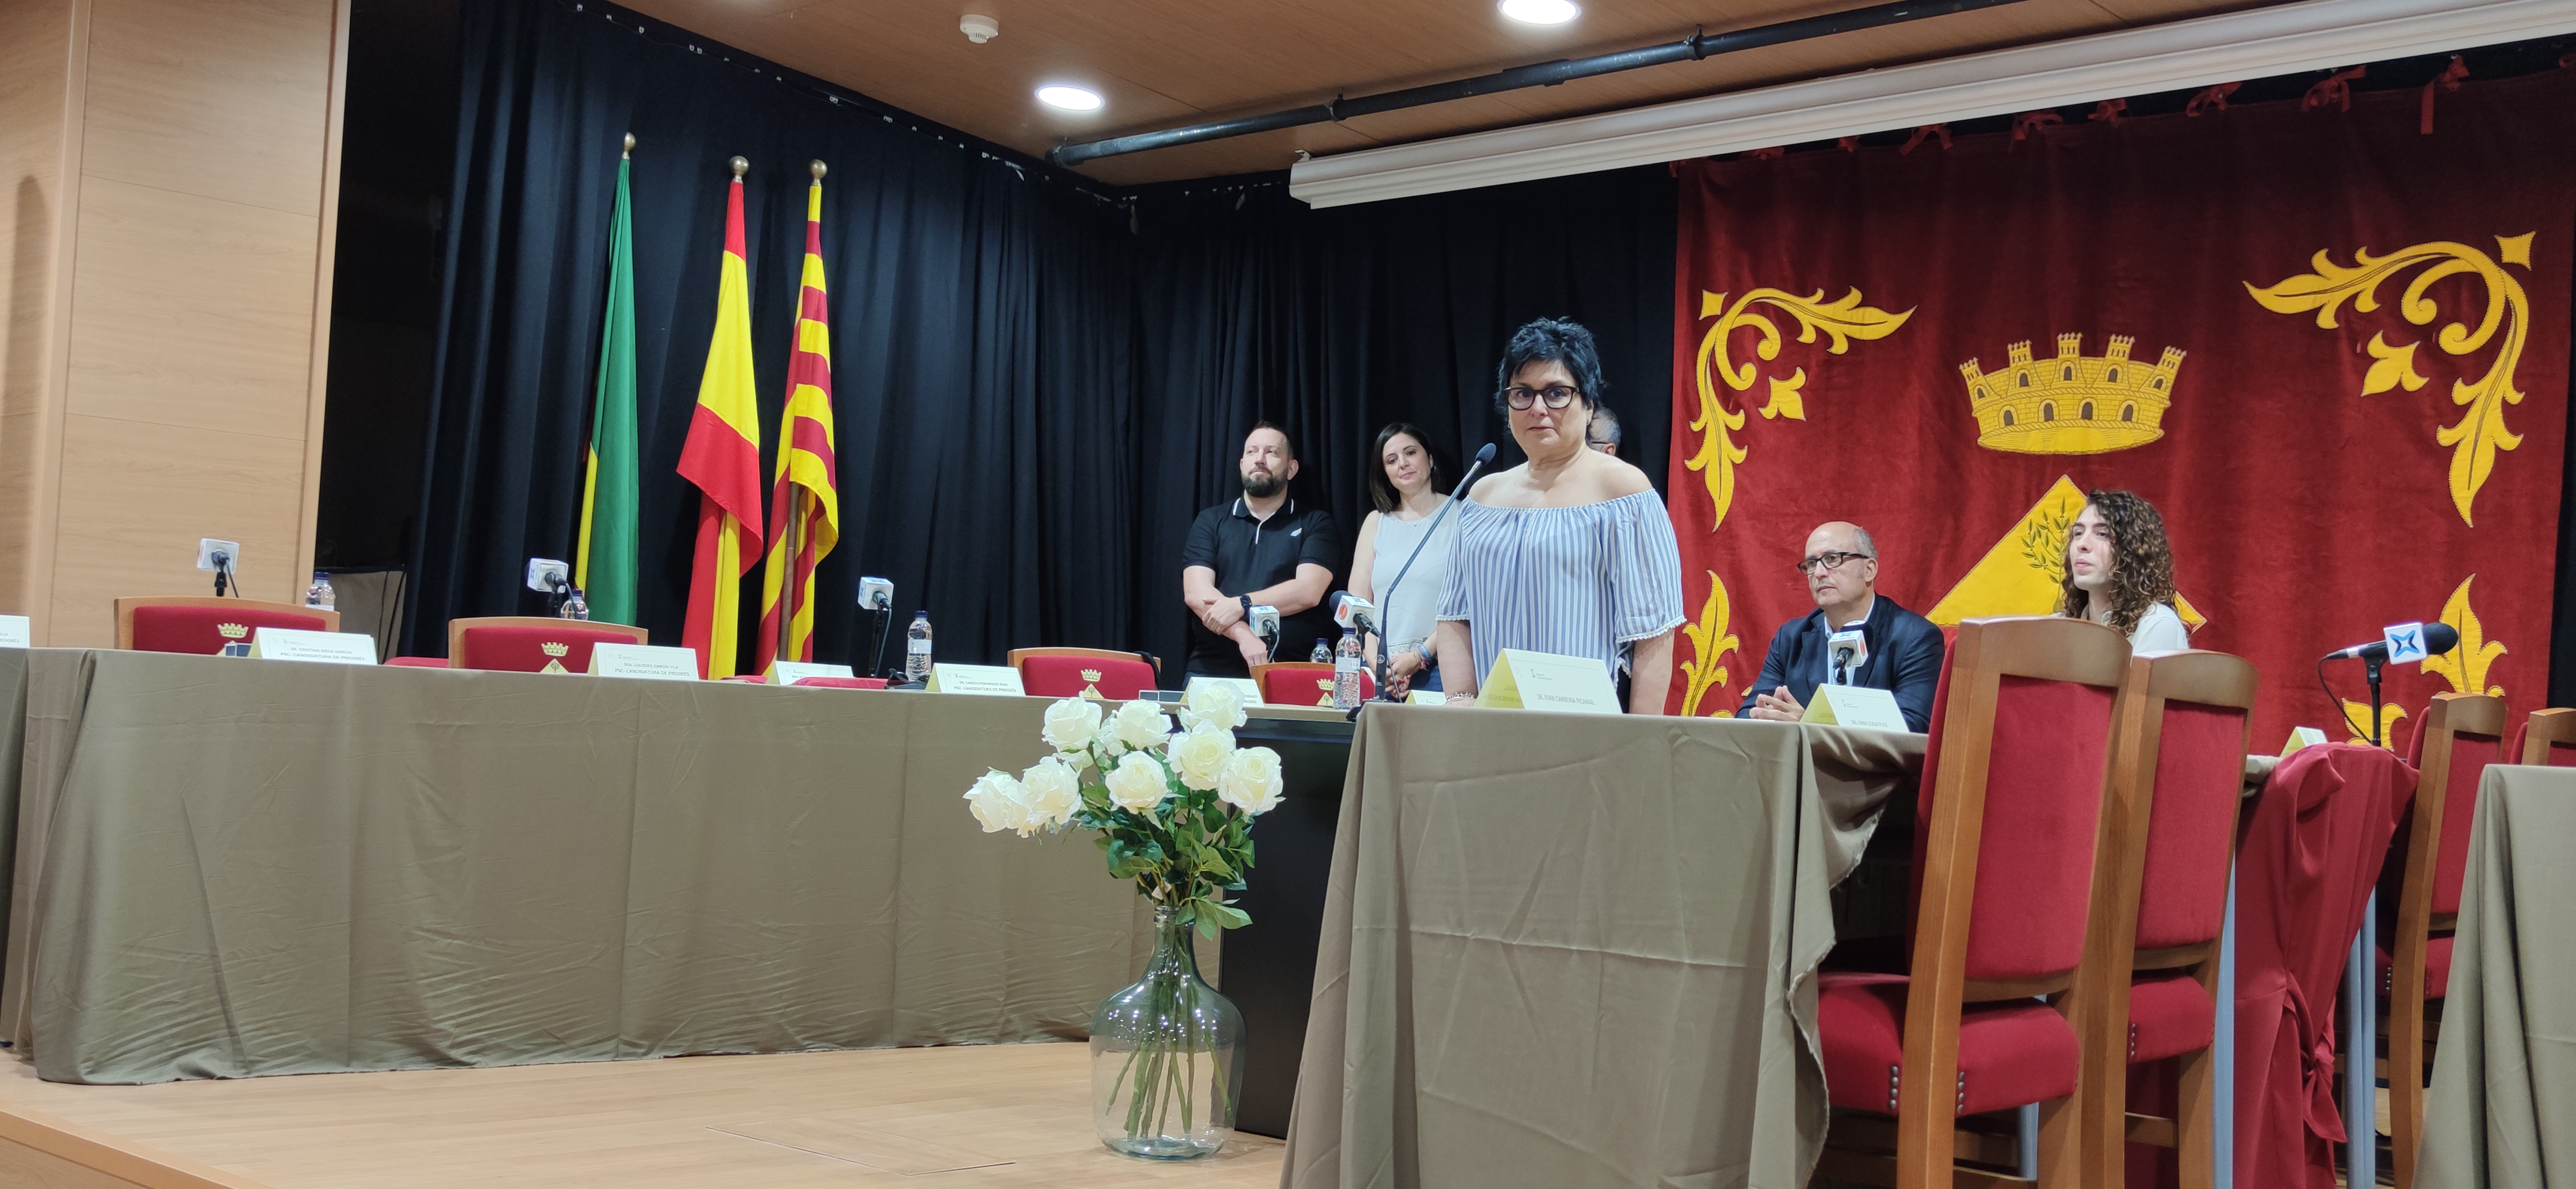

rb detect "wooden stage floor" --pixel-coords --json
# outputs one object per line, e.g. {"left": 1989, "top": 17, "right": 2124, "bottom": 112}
{"left": 0, "top": 1042, "right": 1285, "bottom": 1188}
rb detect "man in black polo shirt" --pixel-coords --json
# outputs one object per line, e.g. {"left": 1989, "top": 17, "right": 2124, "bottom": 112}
{"left": 1181, "top": 422, "right": 1341, "bottom": 676}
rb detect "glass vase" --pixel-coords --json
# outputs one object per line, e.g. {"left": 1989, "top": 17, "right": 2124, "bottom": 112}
{"left": 1090, "top": 905, "right": 1245, "bottom": 1159}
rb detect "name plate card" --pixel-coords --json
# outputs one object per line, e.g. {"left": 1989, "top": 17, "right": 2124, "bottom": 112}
{"left": 767, "top": 661, "right": 856, "bottom": 685}
{"left": 588, "top": 643, "right": 701, "bottom": 681}
{"left": 1186, "top": 675, "right": 1266, "bottom": 707}
{"left": 248, "top": 627, "right": 379, "bottom": 665}
{"left": 0, "top": 615, "right": 27, "bottom": 648}
{"left": 1802, "top": 684, "right": 1911, "bottom": 732}
{"left": 1406, "top": 689, "right": 1446, "bottom": 705}
{"left": 2279, "top": 726, "right": 2329, "bottom": 758}
{"left": 925, "top": 663, "right": 1026, "bottom": 696}
{"left": 1479, "top": 649, "right": 1621, "bottom": 715}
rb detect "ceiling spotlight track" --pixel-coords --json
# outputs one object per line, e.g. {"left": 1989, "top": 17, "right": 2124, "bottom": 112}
{"left": 1046, "top": 0, "right": 2039, "bottom": 167}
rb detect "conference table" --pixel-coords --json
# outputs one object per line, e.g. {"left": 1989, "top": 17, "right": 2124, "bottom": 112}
{"left": 2418, "top": 764, "right": 2576, "bottom": 1186}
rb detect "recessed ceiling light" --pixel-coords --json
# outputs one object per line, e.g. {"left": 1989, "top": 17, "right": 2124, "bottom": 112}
{"left": 1036, "top": 85, "right": 1104, "bottom": 112}
{"left": 1499, "top": 0, "right": 1579, "bottom": 23}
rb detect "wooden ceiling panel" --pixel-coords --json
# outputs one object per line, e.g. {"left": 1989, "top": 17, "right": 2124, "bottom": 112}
{"left": 623, "top": 0, "right": 2282, "bottom": 184}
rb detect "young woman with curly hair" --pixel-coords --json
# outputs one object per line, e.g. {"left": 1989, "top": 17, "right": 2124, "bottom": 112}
{"left": 2059, "top": 489, "right": 2191, "bottom": 651}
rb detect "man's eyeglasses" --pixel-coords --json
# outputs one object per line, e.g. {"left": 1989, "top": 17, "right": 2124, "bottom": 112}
{"left": 1794, "top": 551, "right": 1871, "bottom": 575}
{"left": 1503, "top": 385, "right": 1581, "bottom": 410}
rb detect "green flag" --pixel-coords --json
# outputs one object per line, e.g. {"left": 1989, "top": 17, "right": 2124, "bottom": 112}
{"left": 576, "top": 146, "right": 638, "bottom": 624}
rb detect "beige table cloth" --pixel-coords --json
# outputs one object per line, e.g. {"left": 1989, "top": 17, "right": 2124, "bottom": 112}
{"left": 2419, "top": 764, "right": 2576, "bottom": 1188}
{"left": 1282, "top": 705, "right": 1923, "bottom": 1189}
{"left": 0, "top": 648, "right": 1156, "bottom": 1084}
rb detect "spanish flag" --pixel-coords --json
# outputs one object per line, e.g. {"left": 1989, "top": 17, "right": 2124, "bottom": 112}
{"left": 754, "top": 163, "right": 841, "bottom": 673}
{"left": 575, "top": 135, "right": 639, "bottom": 627}
{"left": 678, "top": 161, "right": 766, "bottom": 678}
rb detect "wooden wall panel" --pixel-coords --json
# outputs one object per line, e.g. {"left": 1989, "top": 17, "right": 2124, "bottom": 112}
{"left": 50, "top": 417, "right": 307, "bottom": 646}
{"left": 79, "top": 0, "right": 332, "bottom": 218}
{"left": 0, "top": 0, "right": 78, "bottom": 627}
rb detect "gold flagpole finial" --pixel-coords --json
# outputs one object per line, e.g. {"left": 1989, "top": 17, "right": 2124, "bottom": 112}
{"left": 810, "top": 159, "right": 827, "bottom": 180}
{"left": 622, "top": 132, "right": 635, "bottom": 158}
{"left": 729, "top": 156, "right": 749, "bottom": 178}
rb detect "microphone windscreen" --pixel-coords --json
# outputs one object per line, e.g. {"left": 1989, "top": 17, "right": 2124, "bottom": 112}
{"left": 1473, "top": 442, "right": 1497, "bottom": 464}
{"left": 2421, "top": 621, "right": 2462, "bottom": 655}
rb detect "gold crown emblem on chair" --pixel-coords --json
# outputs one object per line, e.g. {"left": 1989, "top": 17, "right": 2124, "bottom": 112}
{"left": 1078, "top": 668, "right": 1109, "bottom": 700}
{"left": 1081, "top": 669, "right": 1103, "bottom": 682}
{"left": 1316, "top": 676, "right": 1336, "bottom": 707}
{"left": 1958, "top": 333, "right": 2183, "bottom": 455}
{"left": 540, "top": 641, "right": 569, "bottom": 657}
{"left": 216, "top": 623, "right": 249, "bottom": 639}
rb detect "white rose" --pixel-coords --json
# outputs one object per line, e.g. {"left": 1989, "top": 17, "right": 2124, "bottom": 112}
{"left": 1019, "top": 757, "right": 1081, "bottom": 829}
{"left": 963, "top": 769, "right": 1031, "bottom": 834}
{"left": 1170, "top": 725, "right": 1236, "bottom": 792}
{"left": 1114, "top": 699, "right": 1172, "bottom": 750}
{"left": 1043, "top": 697, "right": 1105, "bottom": 752}
{"left": 1179, "top": 681, "right": 1247, "bottom": 732}
{"left": 1217, "top": 746, "right": 1285, "bottom": 815}
{"left": 1105, "top": 751, "right": 1171, "bottom": 813}
{"left": 1094, "top": 715, "right": 1127, "bottom": 759}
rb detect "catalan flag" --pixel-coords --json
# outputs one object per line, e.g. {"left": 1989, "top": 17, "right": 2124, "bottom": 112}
{"left": 754, "top": 163, "right": 841, "bottom": 674}
{"left": 678, "top": 161, "right": 766, "bottom": 678}
{"left": 575, "top": 136, "right": 639, "bottom": 626}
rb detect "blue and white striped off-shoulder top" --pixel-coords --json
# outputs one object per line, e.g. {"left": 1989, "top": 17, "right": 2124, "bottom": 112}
{"left": 1435, "top": 490, "right": 1687, "bottom": 690}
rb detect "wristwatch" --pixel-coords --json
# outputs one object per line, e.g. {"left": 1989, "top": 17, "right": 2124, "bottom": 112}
{"left": 1239, "top": 594, "right": 1253, "bottom": 616}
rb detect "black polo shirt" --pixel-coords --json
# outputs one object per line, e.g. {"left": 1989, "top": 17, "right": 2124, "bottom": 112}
{"left": 1181, "top": 496, "right": 1342, "bottom": 676}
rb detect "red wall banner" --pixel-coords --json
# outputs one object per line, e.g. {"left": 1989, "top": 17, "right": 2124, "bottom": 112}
{"left": 1666, "top": 73, "right": 2576, "bottom": 748}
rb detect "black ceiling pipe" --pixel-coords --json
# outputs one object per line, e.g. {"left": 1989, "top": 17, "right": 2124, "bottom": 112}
{"left": 1048, "top": 0, "right": 2039, "bottom": 167}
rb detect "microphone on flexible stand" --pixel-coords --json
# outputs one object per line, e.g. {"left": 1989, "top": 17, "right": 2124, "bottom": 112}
{"left": 2319, "top": 620, "right": 2460, "bottom": 747}
{"left": 1363, "top": 442, "right": 1498, "bottom": 714}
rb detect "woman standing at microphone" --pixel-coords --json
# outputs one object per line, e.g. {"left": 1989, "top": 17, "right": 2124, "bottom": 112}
{"left": 1434, "top": 319, "right": 1685, "bottom": 714}
{"left": 1349, "top": 423, "right": 1454, "bottom": 694}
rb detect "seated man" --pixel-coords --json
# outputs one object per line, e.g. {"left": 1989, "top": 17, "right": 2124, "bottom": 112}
{"left": 1741, "top": 521, "right": 1944, "bottom": 731}
{"left": 1181, "top": 422, "right": 1341, "bottom": 676}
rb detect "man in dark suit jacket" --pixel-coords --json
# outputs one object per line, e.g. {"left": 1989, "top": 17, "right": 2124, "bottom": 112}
{"left": 1740, "top": 521, "right": 1945, "bottom": 732}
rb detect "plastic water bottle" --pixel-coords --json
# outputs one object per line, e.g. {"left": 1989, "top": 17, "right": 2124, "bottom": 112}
{"left": 1310, "top": 638, "right": 1331, "bottom": 664}
{"left": 1333, "top": 628, "right": 1364, "bottom": 708}
{"left": 560, "top": 587, "right": 589, "bottom": 620}
{"left": 304, "top": 571, "right": 334, "bottom": 609}
{"left": 904, "top": 610, "right": 933, "bottom": 683}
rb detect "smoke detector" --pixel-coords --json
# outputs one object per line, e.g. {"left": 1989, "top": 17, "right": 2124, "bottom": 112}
{"left": 960, "top": 14, "right": 999, "bottom": 43}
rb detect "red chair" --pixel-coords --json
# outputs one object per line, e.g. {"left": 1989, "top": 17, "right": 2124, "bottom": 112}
{"left": 1816, "top": 615, "right": 2132, "bottom": 1188}
{"left": 116, "top": 597, "right": 340, "bottom": 654}
{"left": 447, "top": 617, "right": 649, "bottom": 673}
{"left": 2377, "top": 691, "right": 2505, "bottom": 1188}
{"left": 793, "top": 676, "right": 888, "bottom": 690}
{"left": 2512, "top": 706, "right": 2576, "bottom": 766}
{"left": 2074, "top": 650, "right": 2257, "bottom": 1188}
{"left": 1249, "top": 661, "right": 1372, "bottom": 707}
{"left": 1008, "top": 647, "right": 1157, "bottom": 700}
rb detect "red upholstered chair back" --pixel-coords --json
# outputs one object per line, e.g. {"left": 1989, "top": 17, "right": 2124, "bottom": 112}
{"left": 2129, "top": 656, "right": 2259, "bottom": 953}
{"left": 2515, "top": 708, "right": 2576, "bottom": 766}
{"left": 116, "top": 597, "right": 340, "bottom": 654}
{"left": 2412, "top": 694, "right": 2506, "bottom": 917}
{"left": 1009, "top": 648, "right": 1157, "bottom": 700}
{"left": 1914, "top": 615, "right": 2131, "bottom": 989}
{"left": 1250, "top": 661, "right": 1373, "bottom": 706}
{"left": 447, "top": 617, "right": 648, "bottom": 672}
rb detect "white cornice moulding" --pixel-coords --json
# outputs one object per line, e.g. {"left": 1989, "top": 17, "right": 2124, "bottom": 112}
{"left": 1287, "top": 0, "right": 2576, "bottom": 208}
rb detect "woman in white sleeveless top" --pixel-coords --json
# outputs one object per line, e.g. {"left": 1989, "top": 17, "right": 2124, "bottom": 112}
{"left": 2060, "top": 488, "right": 2191, "bottom": 651}
{"left": 1349, "top": 423, "right": 1456, "bottom": 694}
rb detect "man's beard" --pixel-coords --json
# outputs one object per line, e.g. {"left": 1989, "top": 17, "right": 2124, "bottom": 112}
{"left": 1242, "top": 470, "right": 1284, "bottom": 499}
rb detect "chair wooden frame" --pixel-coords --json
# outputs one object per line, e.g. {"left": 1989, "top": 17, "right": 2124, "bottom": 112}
{"left": 445, "top": 617, "right": 647, "bottom": 668}
{"left": 2075, "top": 651, "right": 2258, "bottom": 1189}
{"left": 114, "top": 596, "right": 341, "bottom": 650}
{"left": 2385, "top": 690, "right": 2505, "bottom": 1189}
{"left": 1005, "top": 647, "right": 1161, "bottom": 689}
{"left": 2520, "top": 707, "right": 2576, "bottom": 765}
{"left": 1824, "top": 615, "right": 2134, "bottom": 1189}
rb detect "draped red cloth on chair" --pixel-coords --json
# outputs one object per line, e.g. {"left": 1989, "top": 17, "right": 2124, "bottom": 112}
{"left": 2230, "top": 744, "right": 2416, "bottom": 1188}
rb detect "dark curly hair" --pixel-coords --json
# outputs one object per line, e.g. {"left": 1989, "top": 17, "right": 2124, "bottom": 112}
{"left": 2059, "top": 489, "right": 2177, "bottom": 636}
{"left": 1492, "top": 318, "right": 1604, "bottom": 416}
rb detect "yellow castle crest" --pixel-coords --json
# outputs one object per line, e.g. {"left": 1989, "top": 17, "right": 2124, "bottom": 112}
{"left": 1959, "top": 333, "right": 2183, "bottom": 455}
{"left": 540, "top": 641, "right": 570, "bottom": 657}
{"left": 216, "top": 623, "right": 249, "bottom": 639}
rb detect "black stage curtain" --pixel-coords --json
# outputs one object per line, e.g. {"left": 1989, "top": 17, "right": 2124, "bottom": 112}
{"left": 412, "top": 0, "right": 1675, "bottom": 673}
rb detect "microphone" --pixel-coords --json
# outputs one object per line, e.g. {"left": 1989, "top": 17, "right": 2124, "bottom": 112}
{"left": 2324, "top": 621, "right": 2460, "bottom": 661}
{"left": 1370, "top": 443, "right": 1497, "bottom": 702}
{"left": 1827, "top": 628, "right": 1867, "bottom": 685}
{"left": 1333, "top": 592, "right": 1378, "bottom": 637}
